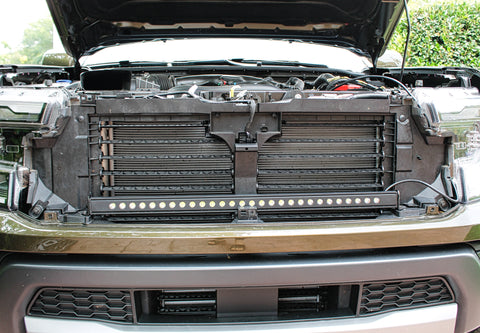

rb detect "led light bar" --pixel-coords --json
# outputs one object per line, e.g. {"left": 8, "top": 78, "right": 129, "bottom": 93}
{"left": 89, "top": 192, "right": 398, "bottom": 215}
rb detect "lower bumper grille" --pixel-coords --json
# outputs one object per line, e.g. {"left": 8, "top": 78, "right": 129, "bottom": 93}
{"left": 29, "top": 289, "right": 133, "bottom": 323}
{"left": 28, "top": 278, "right": 453, "bottom": 324}
{"left": 278, "top": 285, "right": 355, "bottom": 319}
{"left": 360, "top": 278, "right": 454, "bottom": 315}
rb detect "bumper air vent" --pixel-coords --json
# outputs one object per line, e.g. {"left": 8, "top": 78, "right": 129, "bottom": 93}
{"left": 278, "top": 285, "right": 357, "bottom": 319}
{"left": 136, "top": 289, "right": 217, "bottom": 323}
{"left": 359, "top": 278, "right": 454, "bottom": 315}
{"left": 156, "top": 289, "right": 217, "bottom": 316}
{"left": 29, "top": 289, "right": 133, "bottom": 323}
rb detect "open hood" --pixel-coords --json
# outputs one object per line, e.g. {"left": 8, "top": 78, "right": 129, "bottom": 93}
{"left": 46, "top": 0, "right": 406, "bottom": 64}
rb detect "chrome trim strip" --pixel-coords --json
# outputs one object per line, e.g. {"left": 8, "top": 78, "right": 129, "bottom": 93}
{"left": 1, "top": 201, "right": 480, "bottom": 255}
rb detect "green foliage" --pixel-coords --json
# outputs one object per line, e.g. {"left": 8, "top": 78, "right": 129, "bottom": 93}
{"left": 0, "top": 18, "right": 53, "bottom": 65}
{"left": 390, "top": 1, "right": 480, "bottom": 68}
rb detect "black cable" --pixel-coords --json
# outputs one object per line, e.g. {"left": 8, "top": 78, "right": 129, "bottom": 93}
{"left": 400, "top": 0, "right": 411, "bottom": 82}
{"left": 326, "top": 78, "right": 382, "bottom": 91}
{"left": 385, "top": 179, "right": 459, "bottom": 204}
{"left": 328, "top": 75, "right": 417, "bottom": 101}
{"left": 244, "top": 98, "right": 257, "bottom": 136}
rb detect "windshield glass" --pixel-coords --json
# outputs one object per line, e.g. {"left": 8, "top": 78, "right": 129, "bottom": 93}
{"left": 81, "top": 38, "right": 372, "bottom": 72}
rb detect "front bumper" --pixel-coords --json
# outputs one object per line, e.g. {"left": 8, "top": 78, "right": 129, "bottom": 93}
{"left": 1, "top": 245, "right": 480, "bottom": 333}
{"left": 24, "top": 304, "right": 458, "bottom": 333}
{"left": 1, "top": 200, "right": 480, "bottom": 255}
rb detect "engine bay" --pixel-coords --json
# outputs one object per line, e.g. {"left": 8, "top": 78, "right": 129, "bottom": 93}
{"left": 1, "top": 64, "right": 479, "bottom": 224}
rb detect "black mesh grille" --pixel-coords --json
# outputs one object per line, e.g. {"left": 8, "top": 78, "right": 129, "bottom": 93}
{"left": 29, "top": 289, "right": 133, "bottom": 323}
{"left": 359, "top": 278, "right": 454, "bottom": 315}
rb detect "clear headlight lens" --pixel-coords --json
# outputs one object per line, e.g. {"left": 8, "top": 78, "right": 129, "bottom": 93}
{"left": 0, "top": 161, "right": 16, "bottom": 209}
{"left": 0, "top": 104, "right": 44, "bottom": 122}
{"left": 0, "top": 172, "right": 9, "bottom": 206}
{"left": 0, "top": 161, "right": 29, "bottom": 210}
{"left": 414, "top": 87, "right": 480, "bottom": 203}
{"left": 455, "top": 150, "right": 480, "bottom": 202}
{"left": 436, "top": 93, "right": 480, "bottom": 202}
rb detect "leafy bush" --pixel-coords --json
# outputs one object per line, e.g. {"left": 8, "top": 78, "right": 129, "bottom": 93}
{"left": 389, "top": 1, "right": 480, "bottom": 68}
{"left": 0, "top": 18, "right": 53, "bottom": 65}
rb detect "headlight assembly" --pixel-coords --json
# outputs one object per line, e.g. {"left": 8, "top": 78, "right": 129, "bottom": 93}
{"left": 414, "top": 87, "right": 480, "bottom": 203}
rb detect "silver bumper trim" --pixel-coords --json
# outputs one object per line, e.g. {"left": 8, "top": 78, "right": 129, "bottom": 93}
{"left": 24, "top": 304, "right": 458, "bottom": 333}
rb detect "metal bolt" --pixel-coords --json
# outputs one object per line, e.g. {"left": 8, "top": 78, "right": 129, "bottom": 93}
{"left": 437, "top": 198, "right": 450, "bottom": 211}
{"left": 32, "top": 206, "right": 43, "bottom": 215}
